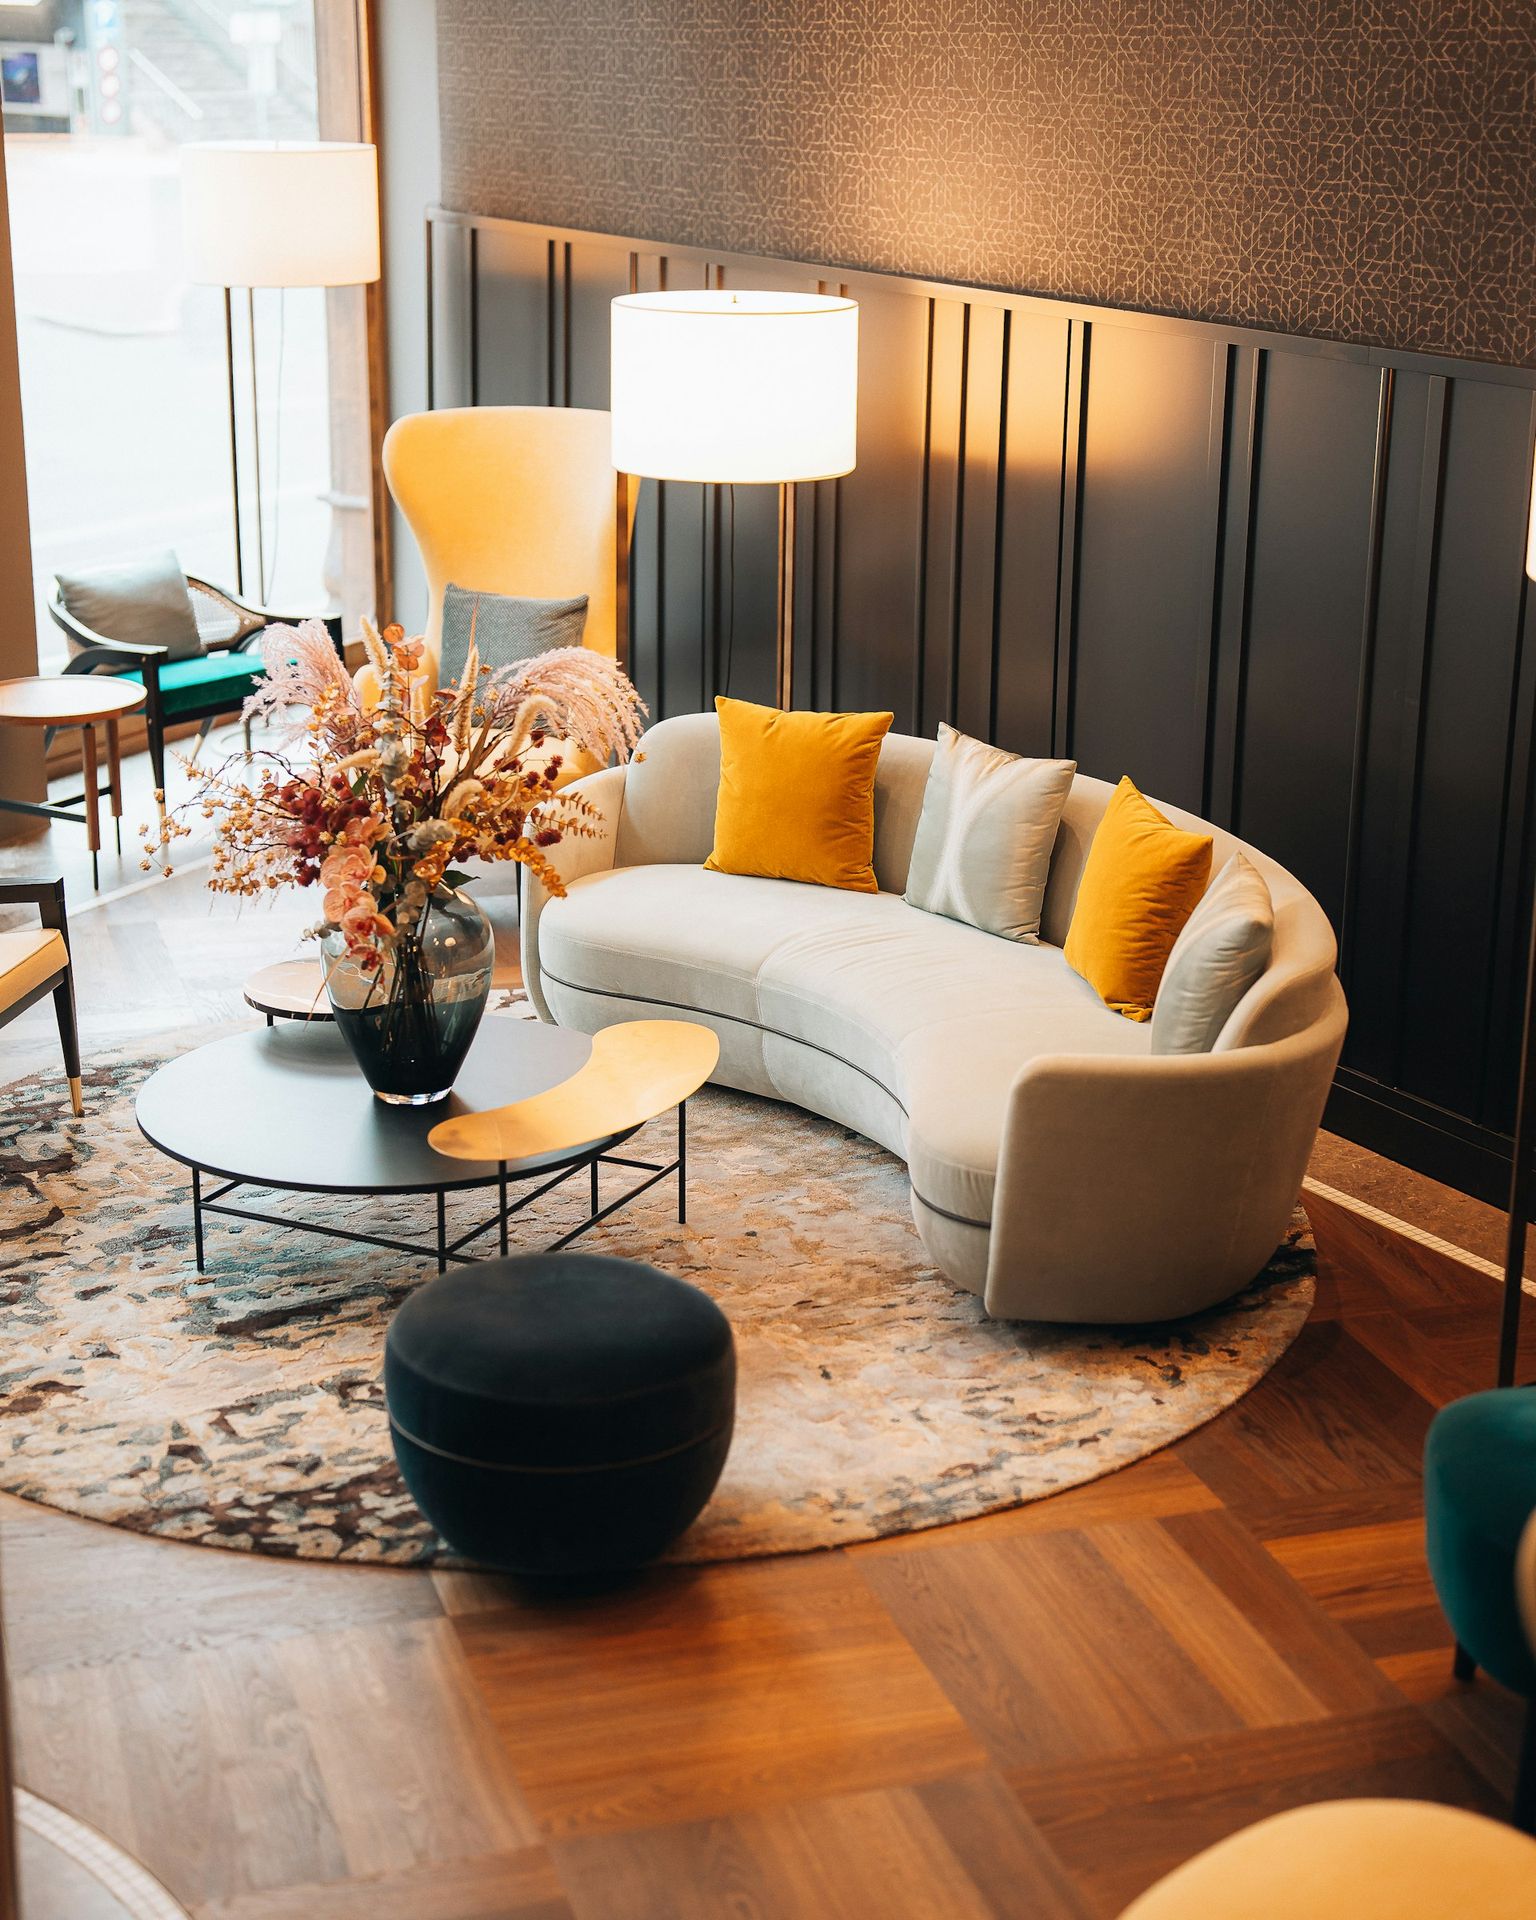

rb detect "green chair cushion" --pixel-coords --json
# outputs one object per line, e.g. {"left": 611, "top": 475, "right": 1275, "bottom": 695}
{"left": 1424, "top": 1386, "right": 1536, "bottom": 1697}
{"left": 124, "top": 649, "right": 265, "bottom": 719}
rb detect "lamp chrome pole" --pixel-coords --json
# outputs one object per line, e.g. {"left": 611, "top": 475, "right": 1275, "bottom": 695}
{"left": 615, "top": 470, "right": 632, "bottom": 678}
{"left": 222, "top": 286, "right": 243, "bottom": 595}
{"left": 247, "top": 287, "right": 267, "bottom": 604}
{"left": 776, "top": 480, "right": 797, "bottom": 709}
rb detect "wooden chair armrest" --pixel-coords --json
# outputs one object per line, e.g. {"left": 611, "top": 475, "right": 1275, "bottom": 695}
{"left": 0, "top": 875, "right": 70, "bottom": 940}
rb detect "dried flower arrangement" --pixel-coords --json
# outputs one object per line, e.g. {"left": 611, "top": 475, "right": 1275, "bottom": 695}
{"left": 150, "top": 616, "right": 646, "bottom": 970}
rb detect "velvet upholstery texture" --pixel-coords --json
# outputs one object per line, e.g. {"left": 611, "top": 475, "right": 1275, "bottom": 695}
{"left": 384, "top": 1252, "right": 736, "bottom": 1574}
{"left": 1151, "top": 851, "right": 1275, "bottom": 1054}
{"left": 705, "top": 696, "right": 893, "bottom": 892}
{"left": 1118, "top": 1799, "right": 1536, "bottom": 1919}
{"left": 122, "top": 648, "right": 265, "bottom": 718}
{"left": 904, "top": 723, "right": 1076, "bottom": 942}
{"left": 1064, "top": 775, "right": 1213, "bottom": 1020}
{"left": 1425, "top": 1386, "right": 1536, "bottom": 1697}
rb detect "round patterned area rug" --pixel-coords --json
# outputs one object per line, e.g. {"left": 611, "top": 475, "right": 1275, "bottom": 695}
{"left": 0, "top": 1032, "right": 1315, "bottom": 1565}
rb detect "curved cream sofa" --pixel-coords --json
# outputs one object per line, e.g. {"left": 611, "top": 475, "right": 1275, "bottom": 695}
{"left": 522, "top": 712, "right": 1347, "bottom": 1323}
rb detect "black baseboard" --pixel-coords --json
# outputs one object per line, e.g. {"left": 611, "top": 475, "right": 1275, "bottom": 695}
{"left": 1325, "top": 1072, "right": 1514, "bottom": 1212}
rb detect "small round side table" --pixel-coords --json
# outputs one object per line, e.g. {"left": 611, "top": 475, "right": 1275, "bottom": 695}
{"left": 0, "top": 676, "right": 147, "bottom": 889}
{"left": 242, "top": 958, "right": 333, "bottom": 1025}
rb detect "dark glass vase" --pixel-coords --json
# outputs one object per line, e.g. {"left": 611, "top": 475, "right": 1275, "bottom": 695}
{"left": 321, "top": 886, "right": 495, "bottom": 1105}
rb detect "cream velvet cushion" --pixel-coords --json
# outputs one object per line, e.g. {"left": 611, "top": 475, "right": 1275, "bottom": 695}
{"left": 905, "top": 725, "right": 1075, "bottom": 941}
{"left": 0, "top": 929, "right": 67, "bottom": 1012}
{"left": 1150, "top": 851, "right": 1274, "bottom": 1055}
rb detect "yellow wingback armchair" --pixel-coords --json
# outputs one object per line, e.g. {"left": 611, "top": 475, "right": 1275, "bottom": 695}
{"left": 382, "top": 405, "right": 629, "bottom": 665}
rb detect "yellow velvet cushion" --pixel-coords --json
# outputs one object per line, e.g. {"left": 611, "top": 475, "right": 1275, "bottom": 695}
{"left": 705, "top": 696, "right": 893, "bottom": 893}
{"left": 1065, "top": 776, "right": 1213, "bottom": 1020}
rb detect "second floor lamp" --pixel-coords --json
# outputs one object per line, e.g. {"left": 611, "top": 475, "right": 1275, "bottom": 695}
{"left": 180, "top": 139, "right": 381, "bottom": 604}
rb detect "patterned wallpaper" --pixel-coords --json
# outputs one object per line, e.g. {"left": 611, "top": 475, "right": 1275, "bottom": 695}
{"left": 436, "top": 2, "right": 1536, "bottom": 369}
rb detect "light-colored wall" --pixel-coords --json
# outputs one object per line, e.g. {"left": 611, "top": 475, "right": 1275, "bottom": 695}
{"left": 375, "top": 0, "right": 440, "bottom": 637}
{"left": 0, "top": 135, "right": 44, "bottom": 824}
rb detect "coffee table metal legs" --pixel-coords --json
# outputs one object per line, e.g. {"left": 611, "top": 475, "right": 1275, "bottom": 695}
{"left": 179, "top": 1098, "right": 696, "bottom": 1274}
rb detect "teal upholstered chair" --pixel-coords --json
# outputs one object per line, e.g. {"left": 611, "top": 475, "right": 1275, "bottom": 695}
{"left": 1424, "top": 1386, "right": 1536, "bottom": 1829}
{"left": 47, "top": 559, "right": 341, "bottom": 798}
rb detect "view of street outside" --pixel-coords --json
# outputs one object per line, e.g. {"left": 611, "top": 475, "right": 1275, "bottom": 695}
{"left": 3, "top": 0, "right": 334, "bottom": 667}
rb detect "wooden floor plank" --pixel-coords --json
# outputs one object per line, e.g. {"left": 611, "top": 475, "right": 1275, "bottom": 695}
{"left": 0, "top": 1501, "right": 441, "bottom": 1678}
{"left": 454, "top": 1556, "right": 988, "bottom": 1838}
{"left": 1173, "top": 1323, "right": 1433, "bottom": 1512}
{"left": 859, "top": 1529, "right": 1253, "bottom": 1769}
{"left": 277, "top": 1616, "right": 542, "bottom": 1874}
{"left": 192, "top": 1846, "right": 571, "bottom": 1920}
{"left": 551, "top": 1774, "right": 1090, "bottom": 1920}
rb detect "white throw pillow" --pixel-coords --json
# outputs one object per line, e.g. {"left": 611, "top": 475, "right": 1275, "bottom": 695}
{"left": 904, "top": 724, "right": 1076, "bottom": 942}
{"left": 1150, "top": 851, "right": 1274, "bottom": 1054}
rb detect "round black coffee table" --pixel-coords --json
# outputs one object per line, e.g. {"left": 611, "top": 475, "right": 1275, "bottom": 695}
{"left": 135, "top": 1016, "right": 686, "bottom": 1274}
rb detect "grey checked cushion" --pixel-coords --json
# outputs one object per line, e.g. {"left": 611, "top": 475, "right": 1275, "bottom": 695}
{"left": 439, "top": 583, "right": 588, "bottom": 687}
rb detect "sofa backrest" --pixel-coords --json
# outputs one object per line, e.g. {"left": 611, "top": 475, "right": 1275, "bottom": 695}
{"left": 617, "top": 712, "right": 1338, "bottom": 1050}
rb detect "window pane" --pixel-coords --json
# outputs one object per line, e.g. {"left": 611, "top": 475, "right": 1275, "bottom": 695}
{"left": 3, "top": 0, "right": 366, "bottom": 666}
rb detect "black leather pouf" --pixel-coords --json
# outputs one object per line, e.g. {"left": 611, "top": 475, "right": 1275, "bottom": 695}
{"left": 384, "top": 1252, "right": 736, "bottom": 1576}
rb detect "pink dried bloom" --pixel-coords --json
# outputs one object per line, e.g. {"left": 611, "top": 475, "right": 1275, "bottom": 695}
{"left": 243, "top": 619, "right": 365, "bottom": 749}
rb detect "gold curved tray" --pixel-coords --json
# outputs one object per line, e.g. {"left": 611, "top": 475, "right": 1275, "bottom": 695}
{"left": 428, "top": 1019, "right": 720, "bottom": 1165}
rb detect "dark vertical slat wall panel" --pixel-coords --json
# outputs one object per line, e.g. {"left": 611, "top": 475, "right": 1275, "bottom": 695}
{"left": 1338, "top": 370, "right": 1432, "bottom": 1087}
{"left": 1233, "top": 354, "right": 1382, "bottom": 934}
{"left": 1067, "top": 323, "right": 1224, "bottom": 808}
{"left": 427, "top": 223, "right": 476, "bottom": 409}
{"left": 1054, "top": 319, "right": 1091, "bottom": 759}
{"left": 919, "top": 299, "right": 965, "bottom": 736}
{"left": 1206, "top": 346, "right": 1262, "bottom": 828}
{"left": 1397, "top": 379, "right": 1535, "bottom": 1124}
{"left": 425, "top": 210, "right": 1536, "bottom": 1205}
{"left": 954, "top": 303, "right": 1007, "bottom": 743}
{"left": 993, "top": 310, "right": 1071, "bottom": 758}
{"left": 1488, "top": 571, "right": 1536, "bottom": 1135}
{"left": 471, "top": 225, "right": 547, "bottom": 405}
{"left": 565, "top": 239, "right": 631, "bottom": 410}
{"left": 832, "top": 282, "right": 930, "bottom": 729}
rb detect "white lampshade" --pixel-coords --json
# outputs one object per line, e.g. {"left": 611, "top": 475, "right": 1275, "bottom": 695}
{"left": 180, "top": 141, "right": 380, "bottom": 289}
{"left": 611, "top": 290, "right": 858, "bottom": 484}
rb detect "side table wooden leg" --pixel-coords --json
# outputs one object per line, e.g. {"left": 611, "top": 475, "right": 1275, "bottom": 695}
{"left": 106, "top": 714, "right": 123, "bottom": 856}
{"left": 81, "top": 722, "right": 101, "bottom": 890}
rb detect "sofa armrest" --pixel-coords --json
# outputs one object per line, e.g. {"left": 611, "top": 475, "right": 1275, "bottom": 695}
{"left": 985, "top": 982, "right": 1346, "bottom": 1322}
{"left": 520, "top": 763, "right": 628, "bottom": 1022}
